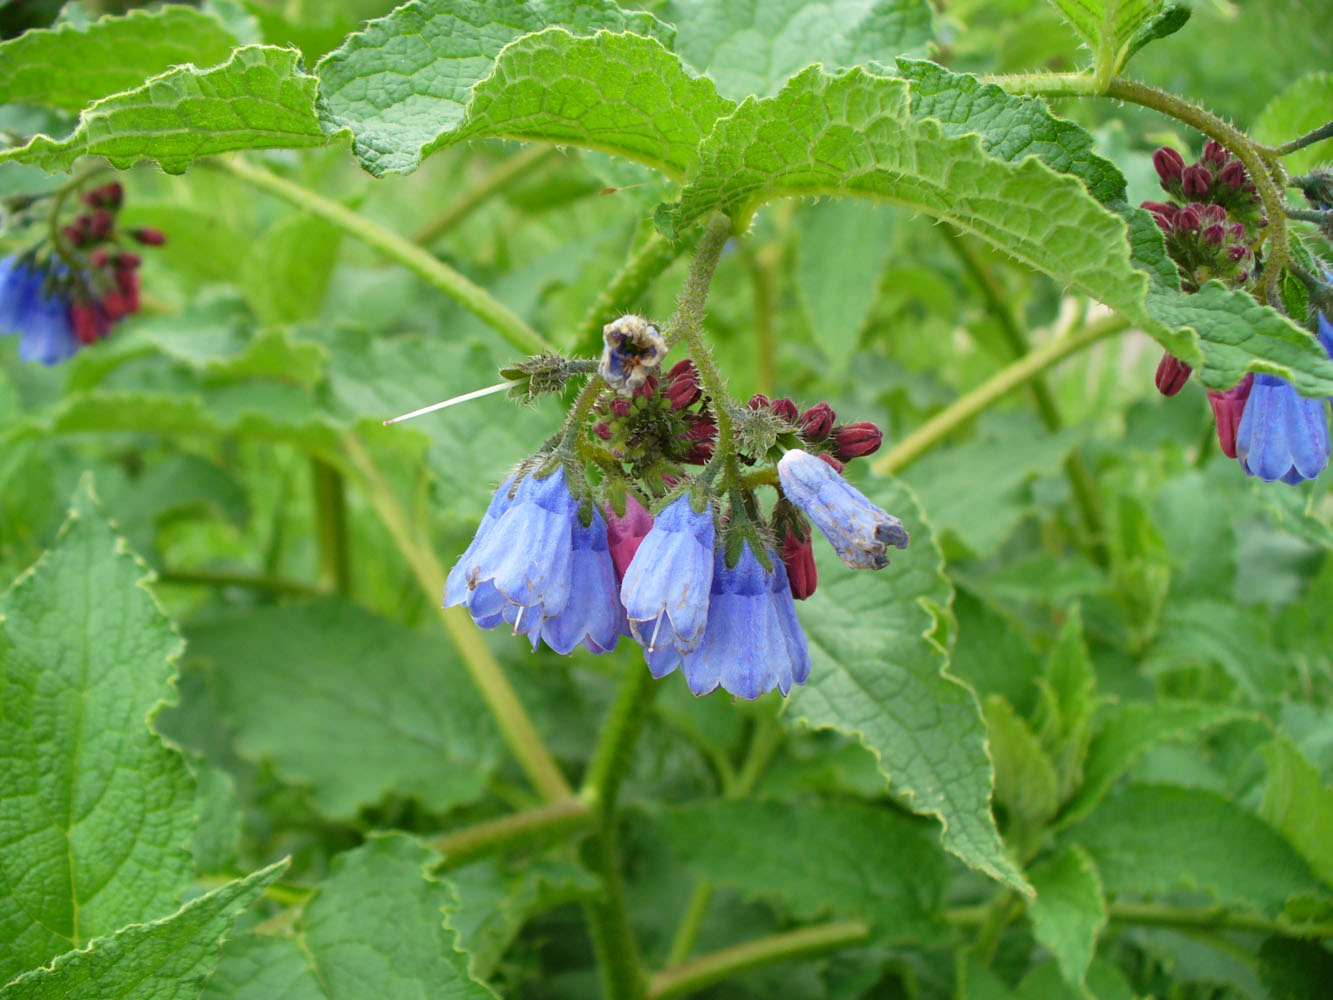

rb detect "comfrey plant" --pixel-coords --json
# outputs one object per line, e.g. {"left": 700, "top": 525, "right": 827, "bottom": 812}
{"left": 445, "top": 225, "right": 908, "bottom": 700}
{"left": 0, "top": 177, "right": 163, "bottom": 364}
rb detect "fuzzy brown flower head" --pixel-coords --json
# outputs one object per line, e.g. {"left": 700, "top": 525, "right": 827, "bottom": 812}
{"left": 600, "top": 314, "right": 666, "bottom": 396}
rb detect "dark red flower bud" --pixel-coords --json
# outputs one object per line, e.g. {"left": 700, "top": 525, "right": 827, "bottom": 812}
{"left": 1203, "top": 204, "right": 1227, "bottom": 224}
{"left": 114, "top": 267, "right": 140, "bottom": 314}
{"left": 747, "top": 393, "right": 770, "bottom": 410}
{"left": 1202, "top": 224, "right": 1226, "bottom": 246}
{"left": 130, "top": 227, "right": 166, "bottom": 246}
{"left": 1182, "top": 164, "right": 1212, "bottom": 198}
{"left": 593, "top": 421, "right": 612, "bottom": 440}
{"left": 685, "top": 411, "right": 717, "bottom": 441}
{"left": 1203, "top": 139, "right": 1230, "bottom": 167}
{"left": 62, "top": 224, "right": 86, "bottom": 247}
{"left": 1153, "top": 147, "right": 1185, "bottom": 188}
{"left": 771, "top": 397, "right": 798, "bottom": 422}
{"left": 1207, "top": 373, "right": 1253, "bottom": 458}
{"left": 666, "top": 358, "right": 694, "bottom": 379}
{"left": 69, "top": 301, "right": 108, "bottom": 344}
{"left": 1227, "top": 244, "right": 1250, "bottom": 262}
{"left": 610, "top": 398, "right": 630, "bottom": 418}
{"left": 100, "top": 291, "right": 131, "bottom": 321}
{"left": 89, "top": 248, "right": 110, "bottom": 269}
{"left": 89, "top": 208, "right": 114, "bottom": 240}
{"left": 605, "top": 494, "right": 653, "bottom": 580}
{"left": 831, "top": 421, "right": 883, "bottom": 460}
{"left": 1154, "top": 353, "right": 1192, "bottom": 396}
{"left": 664, "top": 360, "right": 701, "bottom": 410}
{"left": 116, "top": 251, "right": 141, "bottom": 269}
{"left": 799, "top": 402, "right": 835, "bottom": 441}
{"left": 1228, "top": 222, "right": 1246, "bottom": 240}
{"left": 781, "top": 526, "right": 818, "bottom": 600}
{"left": 1176, "top": 204, "right": 1203, "bottom": 233}
{"left": 816, "top": 451, "right": 845, "bottom": 474}
{"left": 634, "top": 374, "right": 658, "bottom": 400}
{"left": 101, "top": 181, "right": 123, "bottom": 209}
{"left": 684, "top": 441, "right": 715, "bottom": 464}
{"left": 1219, "top": 160, "right": 1246, "bottom": 191}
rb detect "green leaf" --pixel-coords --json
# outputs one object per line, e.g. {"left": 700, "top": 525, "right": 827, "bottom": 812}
{"left": 894, "top": 60, "right": 1333, "bottom": 397}
{"left": 1043, "top": 0, "right": 1168, "bottom": 81}
{"left": 187, "top": 599, "right": 504, "bottom": 820}
{"left": 790, "top": 476, "right": 1031, "bottom": 894}
{"left": 1258, "top": 937, "right": 1333, "bottom": 1000}
{"left": 668, "top": 0, "right": 934, "bottom": 100}
{"left": 0, "top": 479, "right": 196, "bottom": 983}
{"left": 0, "top": 5, "right": 240, "bottom": 113}
{"left": 1032, "top": 607, "right": 1098, "bottom": 804}
{"left": 795, "top": 199, "right": 898, "bottom": 373}
{"left": 1259, "top": 736, "right": 1333, "bottom": 888}
{"left": 1027, "top": 846, "right": 1106, "bottom": 990}
{"left": 1253, "top": 72, "right": 1333, "bottom": 175}
{"left": 984, "top": 695, "right": 1060, "bottom": 832}
{"left": 1120, "top": 3, "right": 1189, "bottom": 66}
{"left": 0, "top": 46, "right": 335, "bottom": 175}
{"left": 0, "top": 862, "right": 287, "bottom": 1000}
{"left": 1058, "top": 700, "right": 1250, "bottom": 828}
{"left": 647, "top": 799, "right": 948, "bottom": 942}
{"left": 204, "top": 834, "right": 496, "bottom": 999}
{"left": 453, "top": 29, "right": 734, "bottom": 182}
{"left": 240, "top": 213, "right": 343, "bottom": 325}
{"left": 1068, "top": 783, "right": 1322, "bottom": 917}
{"left": 314, "top": 0, "right": 672, "bottom": 176}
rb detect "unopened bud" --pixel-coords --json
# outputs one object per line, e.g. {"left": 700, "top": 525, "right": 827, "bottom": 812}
{"left": 1153, "top": 147, "right": 1185, "bottom": 189}
{"left": 816, "top": 451, "right": 845, "bottom": 474}
{"left": 1177, "top": 204, "right": 1203, "bottom": 233}
{"left": 114, "top": 267, "right": 140, "bottom": 313}
{"left": 131, "top": 227, "right": 166, "bottom": 246}
{"left": 1227, "top": 244, "right": 1250, "bottom": 262}
{"left": 89, "top": 208, "right": 114, "bottom": 240}
{"left": 747, "top": 393, "right": 770, "bottom": 410}
{"left": 831, "top": 421, "right": 883, "bottom": 460}
{"left": 1207, "top": 373, "right": 1253, "bottom": 459}
{"left": 593, "top": 421, "right": 612, "bottom": 440}
{"left": 781, "top": 525, "right": 818, "bottom": 600}
{"left": 1154, "top": 353, "right": 1192, "bottom": 396}
{"left": 69, "top": 301, "right": 107, "bottom": 344}
{"left": 799, "top": 402, "right": 835, "bottom": 441}
{"left": 1219, "top": 160, "right": 1246, "bottom": 191}
{"left": 1182, "top": 164, "right": 1212, "bottom": 198}
{"left": 1202, "top": 224, "right": 1225, "bottom": 246}
{"left": 771, "top": 397, "right": 799, "bottom": 422}
{"left": 1202, "top": 139, "right": 1230, "bottom": 167}
{"left": 1203, "top": 204, "right": 1227, "bottom": 224}
{"left": 89, "top": 248, "right": 110, "bottom": 268}
{"left": 664, "top": 360, "right": 701, "bottom": 410}
{"left": 116, "top": 251, "right": 141, "bottom": 269}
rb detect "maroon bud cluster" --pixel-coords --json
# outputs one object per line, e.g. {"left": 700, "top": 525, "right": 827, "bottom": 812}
{"left": 799, "top": 403, "right": 834, "bottom": 441}
{"left": 1154, "top": 352, "right": 1193, "bottom": 396}
{"left": 1148, "top": 142, "right": 1264, "bottom": 276}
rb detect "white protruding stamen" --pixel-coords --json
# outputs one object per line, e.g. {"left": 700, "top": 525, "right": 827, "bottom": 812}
{"left": 512, "top": 606, "right": 524, "bottom": 635}
{"left": 382, "top": 381, "right": 509, "bottom": 425}
{"left": 648, "top": 613, "right": 664, "bottom": 652}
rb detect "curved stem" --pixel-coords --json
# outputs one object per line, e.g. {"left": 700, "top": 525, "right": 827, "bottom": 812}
{"left": 948, "top": 899, "right": 1333, "bottom": 940}
{"left": 431, "top": 798, "right": 593, "bottom": 871}
{"left": 154, "top": 567, "right": 323, "bottom": 596}
{"left": 647, "top": 920, "right": 871, "bottom": 999}
{"left": 1274, "top": 119, "right": 1333, "bottom": 158}
{"left": 872, "top": 315, "right": 1130, "bottom": 475}
{"left": 340, "top": 433, "right": 574, "bottom": 805}
{"left": 210, "top": 156, "right": 555, "bottom": 355}
{"left": 311, "top": 458, "right": 351, "bottom": 596}
{"left": 414, "top": 145, "right": 559, "bottom": 246}
{"left": 574, "top": 231, "right": 685, "bottom": 356}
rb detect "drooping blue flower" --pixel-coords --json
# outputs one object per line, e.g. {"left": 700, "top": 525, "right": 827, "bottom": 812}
{"left": 619, "top": 493, "right": 715, "bottom": 665}
{"left": 777, "top": 449, "right": 908, "bottom": 569}
{"left": 0, "top": 256, "right": 78, "bottom": 365}
{"left": 444, "top": 470, "right": 577, "bottom": 639}
{"left": 1235, "top": 373, "right": 1331, "bottom": 483}
{"left": 538, "top": 509, "right": 624, "bottom": 655}
{"left": 665, "top": 541, "right": 810, "bottom": 700}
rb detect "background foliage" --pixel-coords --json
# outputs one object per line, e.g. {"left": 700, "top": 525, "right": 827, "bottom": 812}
{"left": 1, "top": 1, "right": 1332, "bottom": 998}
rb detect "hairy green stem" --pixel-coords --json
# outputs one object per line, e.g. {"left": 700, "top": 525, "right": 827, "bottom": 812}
{"left": 155, "top": 568, "right": 323, "bottom": 596}
{"left": 340, "top": 433, "right": 574, "bottom": 804}
{"left": 311, "top": 458, "right": 351, "bottom": 596}
{"left": 414, "top": 145, "right": 559, "bottom": 246}
{"left": 941, "top": 227, "right": 1108, "bottom": 565}
{"left": 743, "top": 246, "right": 778, "bottom": 397}
{"left": 431, "top": 798, "right": 593, "bottom": 871}
{"left": 212, "top": 156, "right": 554, "bottom": 355}
{"left": 579, "top": 662, "right": 659, "bottom": 1000}
{"left": 1274, "top": 119, "right": 1333, "bottom": 158}
{"left": 573, "top": 231, "right": 685, "bottom": 356}
{"left": 873, "top": 315, "right": 1130, "bottom": 475}
{"left": 949, "top": 899, "right": 1333, "bottom": 941}
{"left": 664, "top": 881, "right": 716, "bottom": 968}
{"left": 647, "top": 920, "right": 871, "bottom": 999}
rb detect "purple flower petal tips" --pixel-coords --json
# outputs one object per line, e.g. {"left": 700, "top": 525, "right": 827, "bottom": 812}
{"left": 620, "top": 494, "right": 715, "bottom": 657}
{"left": 1235, "top": 374, "right": 1331, "bottom": 484}
{"left": 678, "top": 542, "right": 810, "bottom": 700}
{"left": 777, "top": 449, "right": 909, "bottom": 569}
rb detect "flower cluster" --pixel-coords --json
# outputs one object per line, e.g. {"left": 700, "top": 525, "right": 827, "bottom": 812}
{"left": 445, "top": 332, "right": 908, "bottom": 700}
{"left": 0, "top": 180, "right": 164, "bottom": 364}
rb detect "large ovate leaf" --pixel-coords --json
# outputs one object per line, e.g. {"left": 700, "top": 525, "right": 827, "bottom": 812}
{"left": 314, "top": 0, "right": 672, "bottom": 176}
{"left": 648, "top": 799, "right": 949, "bottom": 942}
{"left": 0, "top": 46, "right": 334, "bottom": 175}
{"left": 1067, "top": 783, "right": 1322, "bottom": 917}
{"left": 984, "top": 695, "right": 1060, "bottom": 832}
{"left": 789, "top": 476, "right": 1031, "bottom": 894}
{"left": 203, "top": 834, "right": 496, "bottom": 999}
{"left": 0, "top": 5, "right": 240, "bottom": 113}
{"left": 0, "top": 480, "right": 196, "bottom": 983}
{"left": 1259, "top": 736, "right": 1333, "bottom": 888}
{"left": 240, "top": 213, "right": 343, "bottom": 326}
{"left": 668, "top": 0, "right": 934, "bottom": 101}
{"left": 1027, "top": 846, "right": 1106, "bottom": 990}
{"left": 893, "top": 60, "right": 1333, "bottom": 395}
{"left": 0, "top": 862, "right": 286, "bottom": 1000}
{"left": 453, "top": 29, "right": 733, "bottom": 181}
{"left": 187, "top": 599, "right": 504, "bottom": 821}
